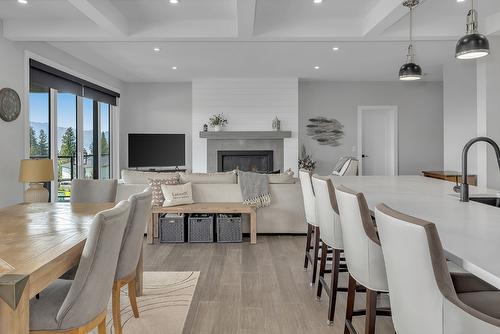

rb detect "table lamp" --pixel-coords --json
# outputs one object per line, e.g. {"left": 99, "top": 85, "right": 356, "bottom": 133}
{"left": 19, "top": 159, "right": 54, "bottom": 203}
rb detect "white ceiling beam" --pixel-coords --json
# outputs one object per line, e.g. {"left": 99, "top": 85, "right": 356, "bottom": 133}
{"left": 485, "top": 11, "right": 500, "bottom": 35}
{"left": 236, "top": 0, "right": 256, "bottom": 38}
{"left": 66, "top": 0, "right": 128, "bottom": 36}
{"left": 363, "top": 0, "right": 426, "bottom": 38}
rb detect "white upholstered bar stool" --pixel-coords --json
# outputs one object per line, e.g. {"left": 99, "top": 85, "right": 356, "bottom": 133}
{"left": 299, "top": 169, "right": 321, "bottom": 285}
{"left": 335, "top": 185, "right": 391, "bottom": 334}
{"left": 375, "top": 204, "right": 500, "bottom": 334}
{"left": 311, "top": 174, "right": 346, "bottom": 325}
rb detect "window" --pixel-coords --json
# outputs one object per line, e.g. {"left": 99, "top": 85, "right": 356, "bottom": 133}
{"left": 28, "top": 59, "right": 119, "bottom": 202}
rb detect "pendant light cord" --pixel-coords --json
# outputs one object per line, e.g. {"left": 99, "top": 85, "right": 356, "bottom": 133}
{"left": 407, "top": 5, "right": 415, "bottom": 63}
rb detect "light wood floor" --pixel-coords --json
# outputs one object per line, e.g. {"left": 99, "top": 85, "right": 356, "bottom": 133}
{"left": 143, "top": 235, "right": 395, "bottom": 334}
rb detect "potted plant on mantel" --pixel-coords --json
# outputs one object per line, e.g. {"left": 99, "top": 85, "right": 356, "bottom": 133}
{"left": 208, "top": 113, "right": 228, "bottom": 132}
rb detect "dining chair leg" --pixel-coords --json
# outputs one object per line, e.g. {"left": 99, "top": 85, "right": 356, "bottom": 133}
{"left": 365, "top": 288, "right": 377, "bottom": 334}
{"left": 311, "top": 226, "right": 320, "bottom": 285}
{"left": 316, "top": 241, "right": 328, "bottom": 300}
{"left": 128, "top": 276, "right": 140, "bottom": 318}
{"left": 112, "top": 281, "right": 123, "bottom": 334}
{"left": 327, "top": 248, "right": 341, "bottom": 325}
{"left": 304, "top": 223, "right": 313, "bottom": 270}
{"left": 97, "top": 316, "right": 107, "bottom": 334}
{"left": 344, "top": 274, "right": 357, "bottom": 334}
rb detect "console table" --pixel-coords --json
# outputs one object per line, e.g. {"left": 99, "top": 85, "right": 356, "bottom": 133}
{"left": 149, "top": 203, "right": 257, "bottom": 244}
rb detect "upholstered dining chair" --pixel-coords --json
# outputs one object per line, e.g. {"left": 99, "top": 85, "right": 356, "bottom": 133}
{"left": 71, "top": 179, "right": 118, "bottom": 203}
{"left": 335, "top": 185, "right": 391, "bottom": 334}
{"left": 375, "top": 204, "right": 500, "bottom": 334}
{"left": 29, "top": 201, "right": 131, "bottom": 334}
{"left": 311, "top": 175, "right": 346, "bottom": 325}
{"left": 112, "top": 188, "right": 152, "bottom": 334}
{"left": 299, "top": 169, "right": 321, "bottom": 285}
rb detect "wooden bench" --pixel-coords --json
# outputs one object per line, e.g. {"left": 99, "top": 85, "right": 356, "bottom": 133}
{"left": 149, "top": 202, "right": 257, "bottom": 244}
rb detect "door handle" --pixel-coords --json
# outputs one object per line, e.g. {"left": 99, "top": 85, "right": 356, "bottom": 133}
{"left": 362, "top": 154, "right": 369, "bottom": 158}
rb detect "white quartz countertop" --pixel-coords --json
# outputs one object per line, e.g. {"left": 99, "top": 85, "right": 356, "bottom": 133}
{"left": 330, "top": 175, "right": 500, "bottom": 287}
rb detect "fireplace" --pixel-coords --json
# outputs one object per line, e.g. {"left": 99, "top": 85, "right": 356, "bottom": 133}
{"left": 217, "top": 150, "right": 274, "bottom": 173}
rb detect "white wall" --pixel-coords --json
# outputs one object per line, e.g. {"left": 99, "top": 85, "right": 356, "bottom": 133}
{"left": 192, "top": 78, "right": 299, "bottom": 174}
{"left": 119, "top": 83, "right": 193, "bottom": 171}
{"left": 0, "top": 30, "right": 122, "bottom": 208}
{"left": 299, "top": 81, "right": 444, "bottom": 175}
{"left": 443, "top": 61, "right": 477, "bottom": 173}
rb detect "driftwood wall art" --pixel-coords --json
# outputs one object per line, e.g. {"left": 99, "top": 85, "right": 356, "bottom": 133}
{"left": 306, "top": 117, "right": 344, "bottom": 147}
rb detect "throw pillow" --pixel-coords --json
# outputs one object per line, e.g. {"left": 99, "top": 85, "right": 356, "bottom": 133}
{"left": 268, "top": 168, "right": 296, "bottom": 184}
{"left": 161, "top": 182, "right": 194, "bottom": 207}
{"left": 149, "top": 177, "right": 180, "bottom": 206}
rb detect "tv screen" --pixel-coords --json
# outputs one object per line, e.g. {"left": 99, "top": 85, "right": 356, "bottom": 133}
{"left": 128, "top": 134, "right": 185, "bottom": 168}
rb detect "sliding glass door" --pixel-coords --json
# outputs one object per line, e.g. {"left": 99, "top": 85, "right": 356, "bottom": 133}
{"left": 56, "top": 92, "right": 77, "bottom": 201}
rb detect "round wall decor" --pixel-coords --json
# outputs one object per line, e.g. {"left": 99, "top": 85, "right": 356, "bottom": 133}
{"left": 0, "top": 88, "right": 21, "bottom": 122}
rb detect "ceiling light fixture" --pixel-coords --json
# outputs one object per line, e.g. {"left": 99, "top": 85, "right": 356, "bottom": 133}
{"left": 17, "top": 0, "right": 28, "bottom": 4}
{"left": 455, "top": 0, "right": 489, "bottom": 60}
{"left": 399, "top": 0, "right": 423, "bottom": 81}
{"left": 169, "top": 0, "right": 179, "bottom": 4}
{"left": 332, "top": 47, "right": 339, "bottom": 51}
{"left": 313, "top": 0, "right": 322, "bottom": 4}
{"left": 314, "top": 66, "right": 320, "bottom": 70}
{"left": 172, "top": 66, "right": 178, "bottom": 70}
{"left": 153, "top": 47, "right": 160, "bottom": 52}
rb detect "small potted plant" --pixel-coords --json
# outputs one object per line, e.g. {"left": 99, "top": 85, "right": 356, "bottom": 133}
{"left": 209, "top": 113, "right": 228, "bottom": 132}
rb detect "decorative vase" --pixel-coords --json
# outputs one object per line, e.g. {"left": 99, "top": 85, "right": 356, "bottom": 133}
{"left": 214, "top": 125, "right": 223, "bottom": 132}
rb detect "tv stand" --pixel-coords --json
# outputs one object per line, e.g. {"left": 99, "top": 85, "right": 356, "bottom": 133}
{"left": 132, "top": 167, "right": 187, "bottom": 173}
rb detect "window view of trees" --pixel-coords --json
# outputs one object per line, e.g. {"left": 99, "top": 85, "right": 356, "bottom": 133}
{"left": 29, "top": 127, "right": 49, "bottom": 157}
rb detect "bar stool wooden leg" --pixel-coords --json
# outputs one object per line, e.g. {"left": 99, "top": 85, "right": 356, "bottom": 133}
{"left": 112, "top": 281, "right": 123, "bottom": 334}
{"left": 344, "top": 274, "right": 357, "bottom": 334}
{"left": 316, "top": 241, "right": 328, "bottom": 299}
{"left": 311, "top": 226, "right": 320, "bottom": 285}
{"left": 365, "top": 289, "right": 377, "bottom": 334}
{"left": 97, "top": 316, "right": 107, "bottom": 334}
{"left": 128, "top": 276, "right": 140, "bottom": 318}
{"left": 327, "top": 249, "right": 341, "bottom": 325}
{"left": 304, "top": 224, "right": 313, "bottom": 270}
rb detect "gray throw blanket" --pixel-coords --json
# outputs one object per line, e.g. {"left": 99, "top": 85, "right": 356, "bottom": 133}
{"left": 238, "top": 171, "right": 271, "bottom": 208}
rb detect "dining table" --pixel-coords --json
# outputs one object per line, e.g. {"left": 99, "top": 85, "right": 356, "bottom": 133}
{"left": 0, "top": 202, "right": 144, "bottom": 334}
{"left": 331, "top": 175, "right": 500, "bottom": 289}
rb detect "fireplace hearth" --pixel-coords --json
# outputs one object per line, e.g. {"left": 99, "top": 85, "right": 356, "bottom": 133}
{"left": 217, "top": 150, "right": 274, "bottom": 173}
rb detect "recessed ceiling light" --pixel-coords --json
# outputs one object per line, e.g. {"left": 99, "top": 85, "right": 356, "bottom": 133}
{"left": 153, "top": 47, "right": 160, "bottom": 52}
{"left": 457, "top": 0, "right": 465, "bottom": 2}
{"left": 169, "top": 0, "right": 179, "bottom": 4}
{"left": 314, "top": 66, "right": 320, "bottom": 70}
{"left": 313, "top": 0, "right": 322, "bottom": 3}
{"left": 332, "top": 47, "right": 340, "bottom": 51}
{"left": 18, "top": 0, "right": 28, "bottom": 4}
{"left": 172, "top": 66, "right": 178, "bottom": 70}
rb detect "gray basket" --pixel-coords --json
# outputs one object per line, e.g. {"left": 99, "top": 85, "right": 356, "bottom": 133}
{"left": 216, "top": 214, "right": 242, "bottom": 243}
{"left": 159, "top": 214, "right": 185, "bottom": 243}
{"left": 188, "top": 214, "right": 214, "bottom": 243}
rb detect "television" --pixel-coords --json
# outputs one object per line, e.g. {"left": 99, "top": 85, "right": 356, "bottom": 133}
{"left": 128, "top": 133, "right": 185, "bottom": 168}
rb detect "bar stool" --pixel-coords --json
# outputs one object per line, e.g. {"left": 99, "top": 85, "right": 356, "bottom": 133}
{"left": 375, "top": 203, "right": 500, "bottom": 334}
{"left": 311, "top": 175, "right": 347, "bottom": 324}
{"left": 299, "top": 169, "right": 321, "bottom": 285}
{"left": 335, "top": 185, "right": 391, "bottom": 334}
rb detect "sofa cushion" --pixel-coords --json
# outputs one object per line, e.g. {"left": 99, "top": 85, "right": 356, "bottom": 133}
{"left": 122, "top": 170, "right": 179, "bottom": 185}
{"left": 267, "top": 168, "right": 296, "bottom": 184}
{"left": 161, "top": 182, "right": 194, "bottom": 207}
{"left": 149, "top": 177, "right": 180, "bottom": 206}
{"left": 180, "top": 170, "right": 237, "bottom": 184}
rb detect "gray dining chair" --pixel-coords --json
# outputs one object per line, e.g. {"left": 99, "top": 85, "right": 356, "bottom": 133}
{"left": 375, "top": 203, "right": 500, "bottom": 334}
{"left": 29, "top": 201, "right": 131, "bottom": 334}
{"left": 112, "top": 188, "right": 152, "bottom": 334}
{"left": 71, "top": 179, "right": 118, "bottom": 203}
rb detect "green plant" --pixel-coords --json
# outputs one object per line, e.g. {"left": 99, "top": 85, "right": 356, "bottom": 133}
{"left": 208, "top": 113, "right": 228, "bottom": 127}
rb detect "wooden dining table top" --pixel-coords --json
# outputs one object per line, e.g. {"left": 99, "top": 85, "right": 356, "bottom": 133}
{"left": 0, "top": 202, "right": 114, "bottom": 292}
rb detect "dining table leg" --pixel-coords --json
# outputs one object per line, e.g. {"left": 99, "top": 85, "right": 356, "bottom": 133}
{"left": 0, "top": 275, "right": 30, "bottom": 334}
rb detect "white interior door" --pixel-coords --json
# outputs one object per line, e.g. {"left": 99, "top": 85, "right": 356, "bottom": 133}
{"left": 357, "top": 106, "right": 398, "bottom": 176}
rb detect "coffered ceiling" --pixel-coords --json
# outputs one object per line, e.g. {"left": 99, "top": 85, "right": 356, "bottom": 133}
{"left": 1, "top": 0, "right": 499, "bottom": 82}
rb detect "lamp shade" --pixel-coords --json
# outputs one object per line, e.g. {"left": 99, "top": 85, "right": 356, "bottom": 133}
{"left": 19, "top": 159, "right": 54, "bottom": 183}
{"left": 399, "top": 62, "right": 423, "bottom": 81}
{"left": 455, "top": 33, "right": 490, "bottom": 60}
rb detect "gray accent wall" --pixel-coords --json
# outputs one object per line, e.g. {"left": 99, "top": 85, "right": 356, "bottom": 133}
{"left": 299, "top": 81, "right": 444, "bottom": 175}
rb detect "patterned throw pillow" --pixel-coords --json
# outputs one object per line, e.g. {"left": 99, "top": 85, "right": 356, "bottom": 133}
{"left": 149, "top": 177, "right": 179, "bottom": 206}
{"left": 161, "top": 182, "right": 194, "bottom": 207}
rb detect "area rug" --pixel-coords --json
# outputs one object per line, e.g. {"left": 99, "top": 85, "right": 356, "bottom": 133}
{"left": 91, "top": 271, "right": 199, "bottom": 334}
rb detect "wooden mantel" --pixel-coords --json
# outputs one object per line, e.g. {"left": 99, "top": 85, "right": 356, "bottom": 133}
{"left": 199, "top": 131, "right": 292, "bottom": 140}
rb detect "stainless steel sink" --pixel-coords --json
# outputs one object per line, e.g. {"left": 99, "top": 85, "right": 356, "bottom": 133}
{"left": 469, "top": 197, "right": 500, "bottom": 208}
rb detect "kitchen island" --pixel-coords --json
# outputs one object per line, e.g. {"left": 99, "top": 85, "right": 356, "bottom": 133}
{"left": 331, "top": 175, "right": 500, "bottom": 288}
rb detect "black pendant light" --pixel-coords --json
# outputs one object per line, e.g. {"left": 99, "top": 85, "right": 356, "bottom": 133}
{"left": 455, "top": 0, "right": 490, "bottom": 60}
{"left": 399, "top": 0, "right": 422, "bottom": 81}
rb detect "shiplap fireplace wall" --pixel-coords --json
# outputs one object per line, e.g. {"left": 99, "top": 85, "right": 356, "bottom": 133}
{"left": 192, "top": 78, "right": 299, "bottom": 174}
